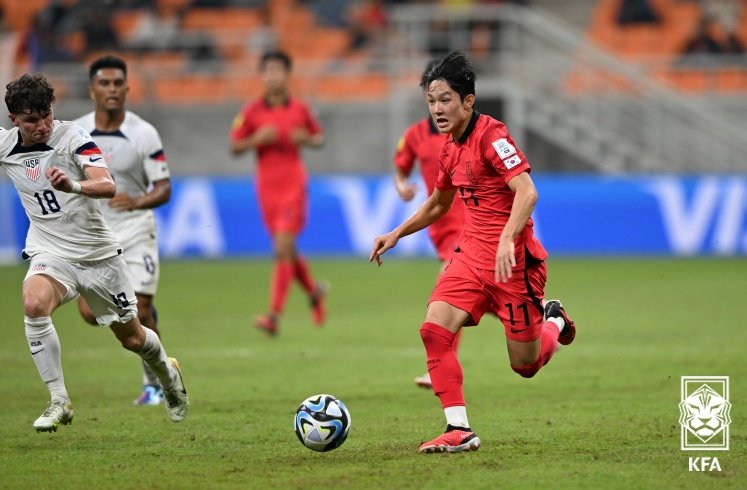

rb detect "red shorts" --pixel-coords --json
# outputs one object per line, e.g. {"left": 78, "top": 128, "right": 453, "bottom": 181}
{"left": 428, "top": 250, "right": 547, "bottom": 342}
{"left": 258, "top": 191, "right": 307, "bottom": 235}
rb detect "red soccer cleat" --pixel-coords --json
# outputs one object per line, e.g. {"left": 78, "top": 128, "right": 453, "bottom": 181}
{"left": 255, "top": 314, "right": 278, "bottom": 336}
{"left": 310, "top": 282, "right": 328, "bottom": 327}
{"left": 544, "top": 299, "right": 576, "bottom": 345}
{"left": 418, "top": 425, "right": 481, "bottom": 454}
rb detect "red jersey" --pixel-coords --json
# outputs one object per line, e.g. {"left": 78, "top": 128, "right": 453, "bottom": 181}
{"left": 230, "top": 97, "right": 322, "bottom": 191}
{"left": 435, "top": 111, "right": 547, "bottom": 270}
{"left": 394, "top": 117, "right": 465, "bottom": 259}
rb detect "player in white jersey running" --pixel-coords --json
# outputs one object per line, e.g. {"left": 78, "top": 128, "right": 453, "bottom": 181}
{"left": 74, "top": 55, "right": 172, "bottom": 406}
{"left": 0, "top": 74, "right": 188, "bottom": 432}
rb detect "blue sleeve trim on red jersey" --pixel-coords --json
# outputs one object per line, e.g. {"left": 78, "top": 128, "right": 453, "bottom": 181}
{"left": 74, "top": 141, "right": 102, "bottom": 156}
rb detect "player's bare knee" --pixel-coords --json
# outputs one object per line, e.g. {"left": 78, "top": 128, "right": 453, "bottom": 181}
{"left": 23, "top": 296, "right": 49, "bottom": 318}
{"left": 274, "top": 249, "right": 295, "bottom": 261}
{"left": 119, "top": 332, "right": 145, "bottom": 352}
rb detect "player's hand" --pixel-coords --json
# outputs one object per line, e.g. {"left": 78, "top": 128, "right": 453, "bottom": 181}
{"left": 495, "top": 235, "right": 516, "bottom": 283}
{"left": 396, "top": 181, "right": 418, "bottom": 201}
{"left": 289, "top": 127, "right": 311, "bottom": 145}
{"left": 254, "top": 125, "right": 278, "bottom": 146}
{"left": 369, "top": 232, "right": 399, "bottom": 266}
{"left": 109, "top": 192, "right": 136, "bottom": 211}
{"left": 45, "top": 167, "right": 75, "bottom": 193}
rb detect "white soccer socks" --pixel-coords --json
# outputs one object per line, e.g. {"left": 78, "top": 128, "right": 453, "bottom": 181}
{"left": 24, "top": 316, "right": 69, "bottom": 403}
{"left": 138, "top": 327, "right": 177, "bottom": 390}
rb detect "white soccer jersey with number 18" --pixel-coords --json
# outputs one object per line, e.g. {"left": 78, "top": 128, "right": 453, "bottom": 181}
{"left": 74, "top": 111, "right": 170, "bottom": 250}
{"left": 0, "top": 121, "right": 120, "bottom": 261}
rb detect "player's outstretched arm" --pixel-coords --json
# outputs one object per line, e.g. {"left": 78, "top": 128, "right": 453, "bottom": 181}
{"left": 109, "top": 178, "right": 171, "bottom": 211}
{"left": 46, "top": 166, "right": 115, "bottom": 198}
{"left": 495, "top": 172, "right": 538, "bottom": 283}
{"left": 370, "top": 188, "right": 456, "bottom": 266}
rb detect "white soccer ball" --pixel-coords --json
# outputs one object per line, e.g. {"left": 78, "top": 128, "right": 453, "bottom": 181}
{"left": 294, "top": 394, "right": 351, "bottom": 452}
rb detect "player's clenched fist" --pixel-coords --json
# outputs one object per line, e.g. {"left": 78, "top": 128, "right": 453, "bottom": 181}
{"left": 45, "top": 167, "right": 74, "bottom": 193}
{"left": 254, "top": 125, "right": 278, "bottom": 146}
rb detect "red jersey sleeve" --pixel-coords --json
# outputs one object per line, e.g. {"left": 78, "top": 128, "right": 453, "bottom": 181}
{"left": 229, "top": 103, "right": 255, "bottom": 142}
{"left": 483, "top": 125, "right": 531, "bottom": 184}
{"left": 434, "top": 143, "right": 457, "bottom": 192}
{"left": 301, "top": 103, "right": 323, "bottom": 136}
{"left": 392, "top": 125, "right": 417, "bottom": 174}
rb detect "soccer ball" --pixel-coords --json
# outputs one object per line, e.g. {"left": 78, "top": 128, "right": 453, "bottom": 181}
{"left": 294, "top": 394, "right": 351, "bottom": 452}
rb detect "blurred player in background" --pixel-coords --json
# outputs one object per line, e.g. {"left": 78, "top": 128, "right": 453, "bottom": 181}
{"left": 230, "top": 50, "right": 327, "bottom": 336}
{"left": 371, "top": 52, "right": 576, "bottom": 454}
{"left": 392, "top": 60, "right": 466, "bottom": 389}
{"left": 0, "top": 74, "right": 187, "bottom": 432}
{"left": 75, "top": 55, "right": 172, "bottom": 406}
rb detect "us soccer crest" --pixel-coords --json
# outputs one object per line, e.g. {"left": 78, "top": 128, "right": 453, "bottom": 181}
{"left": 25, "top": 158, "right": 41, "bottom": 181}
{"left": 679, "top": 376, "right": 731, "bottom": 451}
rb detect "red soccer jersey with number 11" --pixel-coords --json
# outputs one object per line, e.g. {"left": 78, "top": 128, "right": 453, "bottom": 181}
{"left": 435, "top": 111, "right": 547, "bottom": 270}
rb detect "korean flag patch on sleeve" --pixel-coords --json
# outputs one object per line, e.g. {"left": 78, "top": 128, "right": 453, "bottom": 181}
{"left": 503, "top": 155, "right": 522, "bottom": 169}
{"left": 492, "top": 138, "right": 516, "bottom": 159}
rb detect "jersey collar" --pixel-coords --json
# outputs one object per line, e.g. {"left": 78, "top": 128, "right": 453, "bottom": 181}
{"left": 91, "top": 129, "right": 128, "bottom": 139}
{"left": 8, "top": 130, "right": 54, "bottom": 156}
{"left": 456, "top": 110, "right": 480, "bottom": 145}
{"left": 263, "top": 96, "right": 291, "bottom": 108}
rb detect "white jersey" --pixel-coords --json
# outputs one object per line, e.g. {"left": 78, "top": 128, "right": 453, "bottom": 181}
{"left": 0, "top": 121, "right": 121, "bottom": 261}
{"left": 74, "top": 111, "right": 170, "bottom": 250}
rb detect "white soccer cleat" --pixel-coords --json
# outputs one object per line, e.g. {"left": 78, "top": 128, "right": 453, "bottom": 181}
{"left": 34, "top": 400, "right": 74, "bottom": 433}
{"left": 163, "top": 357, "right": 188, "bottom": 422}
{"left": 415, "top": 373, "right": 433, "bottom": 389}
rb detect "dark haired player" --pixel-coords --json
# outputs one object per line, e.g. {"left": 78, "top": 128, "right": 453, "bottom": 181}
{"left": 75, "top": 55, "right": 173, "bottom": 406}
{"left": 230, "top": 51, "right": 327, "bottom": 335}
{"left": 0, "top": 74, "right": 187, "bottom": 431}
{"left": 371, "top": 52, "right": 576, "bottom": 453}
{"left": 392, "top": 60, "right": 466, "bottom": 389}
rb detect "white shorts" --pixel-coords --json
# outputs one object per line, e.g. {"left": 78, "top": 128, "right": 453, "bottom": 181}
{"left": 121, "top": 235, "right": 160, "bottom": 296}
{"left": 24, "top": 252, "right": 138, "bottom": 326}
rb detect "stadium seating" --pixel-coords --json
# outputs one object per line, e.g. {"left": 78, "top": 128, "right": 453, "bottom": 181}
{"left": 585, "top": 0, "right": 747, "bottom": 94}
{"left": 3, "top": 0, "right": 392, "bottom": 105}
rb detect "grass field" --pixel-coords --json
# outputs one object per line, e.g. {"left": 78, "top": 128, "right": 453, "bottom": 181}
{"left": 0, "top": 257, "right": 745, "bottom": 489}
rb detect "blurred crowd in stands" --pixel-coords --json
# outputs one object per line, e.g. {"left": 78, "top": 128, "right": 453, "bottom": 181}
{"left": 616, "top": 0, "right": 745, "bottom": 64}
{"left": 0, "top": 0, "right": 526, "bottom": 71}
{"left": 1, "top": 0, "right": 744, "bottom": 102}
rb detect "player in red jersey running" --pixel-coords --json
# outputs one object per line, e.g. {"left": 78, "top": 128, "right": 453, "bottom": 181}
{"left": 392, "top": 61, "right": 466, "bottom": 389}
{"left": 371, "top": 52, "right": 576, "bottom": 454}
{"left": 230, "top": 51, "right": 327, "bottom": 335}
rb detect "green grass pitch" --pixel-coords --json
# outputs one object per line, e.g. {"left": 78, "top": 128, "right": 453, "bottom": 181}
{"left": 0, "top": 258, "right": 745, "bottom": 489}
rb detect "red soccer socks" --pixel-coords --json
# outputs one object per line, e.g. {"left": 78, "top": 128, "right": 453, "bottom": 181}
{"left": 420, "top": 322, "right": 464, "bottom": 408}
{"left": 270, "top": 260, "right": 294, "bottom": 315}
{"left": 293, "top": 257, "right": 316, "bottom": 294}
